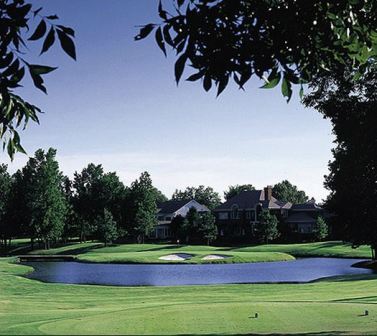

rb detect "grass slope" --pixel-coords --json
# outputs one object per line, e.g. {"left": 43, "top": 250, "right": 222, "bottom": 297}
{"left": 1, "top": 258, "right": 377, "bottom": 335}
{"left": 26, "top": 241, "right": 371, "bottom": 264}
{"left": 29, "top": 243, "right": 294, "bottom": 264}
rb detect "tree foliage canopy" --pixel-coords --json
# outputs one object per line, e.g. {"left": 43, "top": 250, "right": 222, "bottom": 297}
{"left": 224, "top": 184, "right": 255, "bottom": 200}
{"left": 172, "top": 185, "right": 221, "bottom": 210}
{"left": 304, "top": 67, "right": 377, "bottom": 258}
{"left": 258, "top": 209, "right": 279, "bottom": 243}
{"left": 137, "top": 0, "right": 377, "bottom": 99}
{"left": 273, "top": 180, "right": 308, "bottom": 204}
{"left": 0, "top": 0, "right": 75, "bottom": 158}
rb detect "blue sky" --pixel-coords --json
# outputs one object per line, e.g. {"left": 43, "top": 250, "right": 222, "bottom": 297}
{"left": 1, "top": 0, "right": 334, "bottom": 201}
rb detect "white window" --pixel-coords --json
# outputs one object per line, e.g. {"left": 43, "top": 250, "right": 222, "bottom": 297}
{"left": 219, "top": 212, "right": 229, "bottom": 220}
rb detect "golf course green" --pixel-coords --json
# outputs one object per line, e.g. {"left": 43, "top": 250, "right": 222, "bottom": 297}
{"left": 25, "top": 240, "right": 372, "bottom": 264}
{"left": 0, "top": 241, "right": 376, "bottom": 335}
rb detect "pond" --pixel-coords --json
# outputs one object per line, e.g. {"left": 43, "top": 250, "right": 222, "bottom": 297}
{"left": 22, "top": 258, "right": 373, "bottom": 286}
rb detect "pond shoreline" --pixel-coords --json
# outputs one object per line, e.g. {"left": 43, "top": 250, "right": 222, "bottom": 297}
{"left": 21, "top": 257, "right": 373, "bottom": 287}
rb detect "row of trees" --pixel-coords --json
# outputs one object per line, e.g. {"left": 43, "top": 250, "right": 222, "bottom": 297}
{"left": 0, "top": 149, "right": 165, "bottom": 249}
{"left": 257, "top": 210, "right": 328, "bottom": 244}
{"left": 0, "top": 148, "right": 322, "bottom": 250}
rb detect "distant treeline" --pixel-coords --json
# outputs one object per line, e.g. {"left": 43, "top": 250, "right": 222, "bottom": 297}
{"left": 0, "top": 148, "right": 310, "bottom": 250}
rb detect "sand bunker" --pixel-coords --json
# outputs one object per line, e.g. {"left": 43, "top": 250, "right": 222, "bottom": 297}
{"left": 201, "top": 254, "right": 230, "bottom": 260}
{"left": 159, "top": 253, "right": 193, "bottom": 261}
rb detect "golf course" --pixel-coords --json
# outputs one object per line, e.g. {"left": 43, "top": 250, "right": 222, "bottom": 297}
{"left": 0, "top": 241, "right": 376, "bottom": 335}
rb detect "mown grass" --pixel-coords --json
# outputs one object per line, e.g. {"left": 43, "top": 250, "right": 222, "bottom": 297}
{"left": 26, "top": 241, "right": 371, "bottom": 264}
{"left": 1, "top": 257, "right": 377, "bottom": 335}
{"left": 29, "top": 243, "right": 294, "bottom": 264}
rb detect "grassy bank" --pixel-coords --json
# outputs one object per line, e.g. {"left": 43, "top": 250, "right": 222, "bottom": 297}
{"left": 29, "top": 243, "right": 295, "bottom": 264}
{"left": 1, "top": 257, "right": 377, "bottom": 335}
{"left": 25, "top": 241, "right": 372, "bottom": 264}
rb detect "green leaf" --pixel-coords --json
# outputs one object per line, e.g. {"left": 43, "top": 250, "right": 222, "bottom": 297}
{"left": 57, "top": 25, "right": 75, "bottom": 37}
{"left": 7, "top": 138, "right": 15, "bottom": 161}
{"left": 3, "top": 59, "right": 20, "bottom": 77}
{"left": 28, "top": 20, "right": 47, "bottom": 41}
{"left": 217, "top": 75, "right": 229, "bottom": 97}
{"left": 174, "top": 53, "right": 187, "bottom": 84}
{"left": 33, "top": 7, "right": 43, "bottom": 17}
{"left": 281, "top": 74, "right": 292, "bottom": 102}
{"left": 13, "top": 131, "right": 27, "bottom": 155}
{"left": 155, "top": 27, "right": 166, "bottom": 56}
{"left": 40, "top": 27, "right": 55, "bottom": 55}
{"left": 57, "top": 29, "right": 76, "bottom": 60}
{"left": 203, "top": 74, "right": 212, "bottom": 91}
{"left": 135, "top": 24, "right": 155, "bottom": 41}
{"left": 29, "top": 64, "right": 57, "bottom": 75}
{"left": 299, "top": 85, "right": 304, "bottom": 100}
{"left": 261, "top": 70, "right": 281, "bottom": 89}
{"left": 46, "top": 15, "right": 59, "bottom": 20}
{"left": 158, "top": 0, "right": 167, "bottom": 20}
{"left": 0, "top": 53, "right": 13, "bottom": 69}
{"left": 186, "top": 71, "right": 203, "bottom": 82}
{"left": 29, "top": 68, "right": 47, "bottom": 94}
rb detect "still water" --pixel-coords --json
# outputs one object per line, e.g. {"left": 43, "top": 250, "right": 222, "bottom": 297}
{"left": 23, "top": 258, "right": 373, "bottom": 286}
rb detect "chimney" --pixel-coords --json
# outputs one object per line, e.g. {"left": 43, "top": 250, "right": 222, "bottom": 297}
{"left": 264, "top": 185, "right": 272, "bottom": 201}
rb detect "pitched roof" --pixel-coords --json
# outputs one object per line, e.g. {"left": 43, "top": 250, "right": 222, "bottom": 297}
{"left": 157, "top": 200, "right": 190, "bottom": 214}
{"left": 291, "top": 202, "right": 322, "bottom": 211}
{"left": 286, "top": 211, "right": 316, "bottom": 223}
{"left": 214, "top": 190, "right": 291, "bottom": 211}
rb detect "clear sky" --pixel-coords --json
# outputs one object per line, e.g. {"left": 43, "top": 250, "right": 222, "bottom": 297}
{"left": 1, "top": 0, "right": 334, "bottom": 201}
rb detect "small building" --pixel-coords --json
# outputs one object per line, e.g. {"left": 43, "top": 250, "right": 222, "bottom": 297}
{"left": 213, "top": 186, "right": 291, "bottom": 239}
{"left": 150, "top": 199, "right": 210, "bottom": 239}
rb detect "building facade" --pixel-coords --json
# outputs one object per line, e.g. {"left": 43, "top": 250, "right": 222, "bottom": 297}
{"left": 150, "top": 199, "right": 210, "bottom": 239}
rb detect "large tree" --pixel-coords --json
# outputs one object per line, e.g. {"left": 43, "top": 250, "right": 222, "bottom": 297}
{"left": 224, "top": 184, "right": 255, "bottom": 201}
{"left": 273, "top": 180, "right": 308, "bottom": 204}
{"left": 24, "top": 148, "right": 68, "bottom": 249}
{"left": 138, "top": 0, "right": 377, "bottom": 99}
{"left": 0, "top": 0, "right": 75, "bottom": 158}
{"left": 72, "top": 164, "right": 127, "bottom": 241}
{"left": 304, "top": 67, "right": 377, "bottom": 259}
{"left": 130, "top": 172, "right": 158, "bottom": 243}
{"left": 172, "top": 185, "right": 221, "bottom": 210}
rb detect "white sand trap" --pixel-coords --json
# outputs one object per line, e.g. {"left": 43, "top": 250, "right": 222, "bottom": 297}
{"left": 201, "top": 254, "right": 230, "bottom": 260}
{"left": 159, "top": 253, "right": 193, "bottom": 261}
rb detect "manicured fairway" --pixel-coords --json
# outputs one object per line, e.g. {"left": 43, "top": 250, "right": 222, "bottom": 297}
{"left": 1, "top": 258, "right": 377, "bottom": 335}
{"left": 26, "top": 240, "right": 372, "bottom": 263}
{"left": 28, "top": 242, "right": 294, "bottom": 264}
